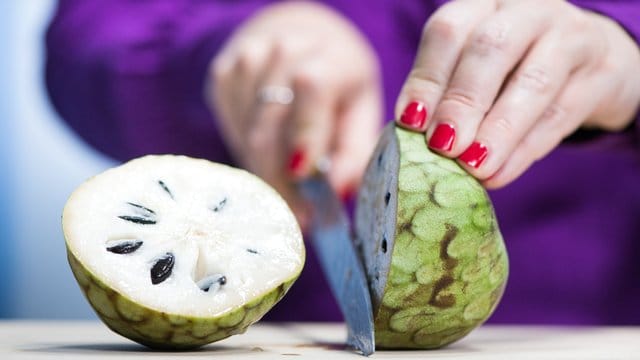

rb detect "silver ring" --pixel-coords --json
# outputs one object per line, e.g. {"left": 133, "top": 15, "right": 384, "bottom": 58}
{"left": 258, "top": 85, "right": 294, "bottom": 105}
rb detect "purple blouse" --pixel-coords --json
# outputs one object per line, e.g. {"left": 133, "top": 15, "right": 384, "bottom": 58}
{"left": 46, "top": 0, "right": 640, "bottom": 325}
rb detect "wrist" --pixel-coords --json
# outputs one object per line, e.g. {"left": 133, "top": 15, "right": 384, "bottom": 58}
{"left": 584, "top": 12, "right": 640, "bottom": 132}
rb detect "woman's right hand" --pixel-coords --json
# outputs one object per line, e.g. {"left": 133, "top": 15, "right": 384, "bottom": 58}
{"left": 207, "top": 2, "right": 382, "bottom": 227}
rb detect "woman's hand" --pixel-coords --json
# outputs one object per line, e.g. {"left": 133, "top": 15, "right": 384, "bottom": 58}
{"left": 208, "top": 2, "right": 381, "bottom": 226}
{"left": 396, "top": 0, "right": 640, "bottom": 188}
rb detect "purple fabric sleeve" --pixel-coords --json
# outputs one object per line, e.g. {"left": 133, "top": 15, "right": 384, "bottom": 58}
{"left": 46, "top": 0, "right": 271, "bottom": 163}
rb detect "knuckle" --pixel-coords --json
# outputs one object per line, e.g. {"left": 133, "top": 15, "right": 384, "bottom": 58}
{"left": 441, "top": 87, "right": 483, "bottom": 111}
{"left": 514, "top": 65, "right": 552, "bottom": 93}
{"left": 233, "top": 39, "right": 269, "bottom": 73}
{"left": 405, "top": 68, "right": 446, "bottom": 97}
{"left": 563, "top": 2, "right": 591, "bottom": 31}
{"left": 270, "top": 39, "right": 295, "bottom": 61}
{"left": 424, "top": 11, "right": 464, "bottom": 43}
{"left": 540, "top": 102, "right": 567, "bottom": 125}
{"left": 535, "top": 104, "right": 574, "bottom": 156}
{"left": 293, "top": 67, "right": 324, "bottom": 94}
{"left": 235, "top": 48, "right": 262, "bottom": 73}
{"left": 571, "top": 14, "right": 591, "bottom": 34}
{"left": 487, "top": 116, "right": 515, "bottom": 137}
{"left": 469, "top": 21, "right": 511, "bottom": 55}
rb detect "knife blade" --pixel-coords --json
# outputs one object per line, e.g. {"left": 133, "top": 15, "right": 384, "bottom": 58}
{"left": 299, "top": 176, "right": 375, "bottom": 356}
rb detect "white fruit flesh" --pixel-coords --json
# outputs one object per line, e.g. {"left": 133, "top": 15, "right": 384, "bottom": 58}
{"left": 63, "top": 155, "right": 304, "bottom": 317}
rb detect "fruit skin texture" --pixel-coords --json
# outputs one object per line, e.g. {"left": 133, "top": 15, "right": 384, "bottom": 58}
{"left": 360, "top": 125, "right": 509, "bottom": 349}
{"left": 66, "top": 247, "right": 298, "bottom": 350}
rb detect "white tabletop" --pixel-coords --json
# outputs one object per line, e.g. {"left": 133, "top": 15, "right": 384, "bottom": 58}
{"left": 1, "top": 321, "right": 639, "bottom": 359}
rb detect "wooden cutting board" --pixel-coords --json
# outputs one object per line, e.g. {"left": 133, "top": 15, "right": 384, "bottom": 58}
{"left": 2, "top": 321, "right": 639, "bottom": 359}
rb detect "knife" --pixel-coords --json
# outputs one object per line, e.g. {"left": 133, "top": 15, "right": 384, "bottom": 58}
{"left": 299, "top": 176, "right": 375, "bottom": 356}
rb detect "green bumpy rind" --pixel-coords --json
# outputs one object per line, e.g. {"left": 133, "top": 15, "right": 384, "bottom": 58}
{"left": 374, "top": 126, "right": 509, "bottom": 349}
{"left": 66, "top": 247, "right": 300, "bottom": 349}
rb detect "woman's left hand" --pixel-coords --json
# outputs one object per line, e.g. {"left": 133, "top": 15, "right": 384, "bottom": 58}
{"left": 396, "top": 0, "right": 640, "bottom": 188}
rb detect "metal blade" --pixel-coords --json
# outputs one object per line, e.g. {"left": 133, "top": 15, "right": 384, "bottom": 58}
{"left": 299, "top": 177, "right": 375, "bottom": 356}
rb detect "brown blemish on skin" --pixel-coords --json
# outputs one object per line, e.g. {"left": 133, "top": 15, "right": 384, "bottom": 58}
{"left": 399, "top": 221, "right": 412, "bottom": 233}
{"left": 428, "top": 275, "right": 455, "bottom": 308}
{"left": 428, "top": 224, "right": 459, "bottom": 308}
{"left": 440, "top": 224, "right": 459, "bottom": 271}
{"left": 398, "top": 208, "right": 419, "bottom": 243}
{"left": 428, "top": 183, "right": 441, "bottom": 208}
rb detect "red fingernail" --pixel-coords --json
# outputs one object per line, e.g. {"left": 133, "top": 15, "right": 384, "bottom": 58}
{"left": 428, "top": 123, "right": 455, "bottom": 151}
{"left": 288, "top": 148, "right": 306, "bottom": 176}
{"left": 399, "top": 101, "right": 427, "bottom": 129}
{"left": 459, "top": 142, "right": 488, "bottom": 169}
{"left": 339, "top": 185, "right": 356, "bottom": 202}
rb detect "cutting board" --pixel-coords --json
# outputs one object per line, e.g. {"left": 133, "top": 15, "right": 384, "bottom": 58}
{"left": 2, "top": 321, "right": 639, "bottom": 359}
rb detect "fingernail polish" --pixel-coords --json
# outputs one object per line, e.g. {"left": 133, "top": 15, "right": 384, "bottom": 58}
{"left": 428, "top": 123, "right": 455, "bottom": 151}
{"left": 338, "top": 185, "right": 355, "bottom": 202}
{"left": 288, "top": 148, "right": 306, "bottom": 175}
{"left": 459, "top": 142, "right": 488, "bottom": 169}
{"left": 399, "top": 101, "right": 427, "bottom": 129}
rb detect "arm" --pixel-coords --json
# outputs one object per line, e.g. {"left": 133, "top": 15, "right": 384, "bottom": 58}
{"left": 45, "top": 0, "right": 271, "bottom": 163}
{"left": 571, "top": 1, "right": 640, "bottom": 44}
{"left": 569, "top": 0, "right": 640, "bottom": 146}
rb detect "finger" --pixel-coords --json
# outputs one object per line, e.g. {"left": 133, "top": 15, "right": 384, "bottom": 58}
{"left": 211, "top": 38, "right": 271, "bottom": 163}
{"left": 457, "top": 22, "right": 598, "bottom": 179}
{"left": 247, "top": 41, "right": 302, "bottom": 181}
{"left": 287, "top": 46, "right": 377, "bottom": 180}
{"left": 395, "top": 0, "right": 496, "bottom": 131}
{"left": 328, "top": 86, "right": 382, "bottom": 197}
{"left": 427, "top": 2, "right": 555, "bottom": 157}
{"left": 482, "top": 71, "right": 605, "bottom": 189}
{"left": 246, "top": 43, "right": 313, "bottom": 228}
{"left": 286, "top": 57, "right": 340, "bottom": 179}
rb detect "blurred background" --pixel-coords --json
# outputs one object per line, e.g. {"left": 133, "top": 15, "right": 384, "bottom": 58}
{"left": 1, "top": 1, "right": 116, "bottom": 318}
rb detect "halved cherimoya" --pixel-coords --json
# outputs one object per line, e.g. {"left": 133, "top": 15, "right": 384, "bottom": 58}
{"left": 63, "top": 155, "right": 305, "bottom": 349}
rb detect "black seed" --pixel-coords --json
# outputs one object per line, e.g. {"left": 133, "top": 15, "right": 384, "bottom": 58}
{"left": 118, "top": 215, "right": 156, "bottom": 225}
{"left": 381, "top": 236, "right": 388, "bottom": 254}
{"left": 150, "top": 253, "right": 174, "bottom": 285}
{"left": 158, "top": 180, "right": 174, "bottom": 199}
{"left": 377, "top": 152, "right": 383, "bottom": 167}
{"left": 246, "top": 248, "right": 258, "bottom": 254}
{"left": 107, "top": 240, "right": 143, "bottom": 254}
{"left": 126, "top": 202, "right": 156, "bottom": 215}
{"left": 212, "top": 198, "right": 227, "bottom": 212}
{"left": 384, "top": 192, "right": 391, "bottom": 206}
{"left": 197, "top": 274, "right": 226, "bottom": 292}
{"left": 120, "top": 202, "right": 157, "bottom": 225}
